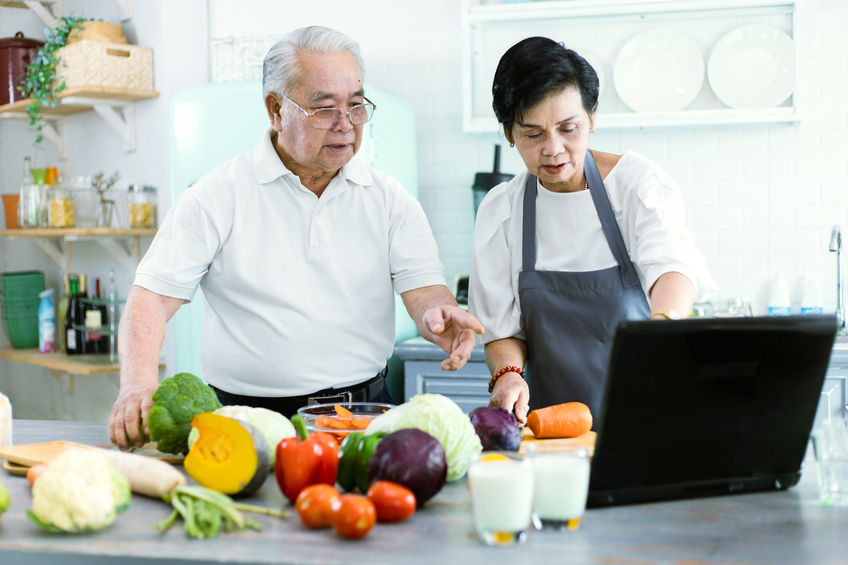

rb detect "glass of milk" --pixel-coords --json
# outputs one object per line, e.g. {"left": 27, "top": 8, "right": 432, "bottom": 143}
{"left": 467, "top": 452, "right": 534, "bottom": 545}
{"left": 527, "top": 444, "right": 591, "bottom": 530}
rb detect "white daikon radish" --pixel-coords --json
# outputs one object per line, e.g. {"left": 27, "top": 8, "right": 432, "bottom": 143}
{"left": 100, "top": 449, "right": 186, "bottom": 498}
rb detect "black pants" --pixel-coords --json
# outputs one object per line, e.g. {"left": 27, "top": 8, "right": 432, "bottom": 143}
{"left": 210, "top": 368, "right": 394, "bottom": 419}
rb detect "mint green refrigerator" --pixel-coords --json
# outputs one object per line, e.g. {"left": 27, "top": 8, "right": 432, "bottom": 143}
{"left": 168, "top": 81, "right": 419, "bottom": 400}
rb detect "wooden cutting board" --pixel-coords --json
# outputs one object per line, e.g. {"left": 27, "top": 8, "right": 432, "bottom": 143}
{"left": 0, "top": 441, "right": 101, "bottom": 467}
{"left": 0, "top": 441, "right": 183, "bottom": 474}
{"left": 519, "top": 428, "right": 596, "bottom": 456}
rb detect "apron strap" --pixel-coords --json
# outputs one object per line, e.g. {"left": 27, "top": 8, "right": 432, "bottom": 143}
{"left": 584, "top": 151, "right": 641, "bottom": 288}
{"left": 521, "top": 173, "right": 538, "bottom": 273}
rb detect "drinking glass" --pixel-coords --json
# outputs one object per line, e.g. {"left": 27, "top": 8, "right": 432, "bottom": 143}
{"left": 467, "top": 452, "right": 534, "bottom": 545}
{"left": 527, "top": 444, "right": 591, "bottom": 531}
{"left": 811, "top": 420, "right": 848, "bottom": 506}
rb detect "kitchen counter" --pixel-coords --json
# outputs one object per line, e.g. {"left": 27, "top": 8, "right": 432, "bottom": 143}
{"left": 1, "top": 421, "right": 847, "bottom": 564}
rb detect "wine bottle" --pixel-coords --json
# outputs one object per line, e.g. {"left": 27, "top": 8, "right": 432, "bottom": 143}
{"left": 85, "top": 277, "right": 108, "bottom": 354}
{"left": 78, "top": 274, "right": 89, "bottom": 354}
{"left": 56, "top": 273, "right": 70, "bottom": 353}
{"left": 64, "top": 276, "right": 81, "bottom": 355}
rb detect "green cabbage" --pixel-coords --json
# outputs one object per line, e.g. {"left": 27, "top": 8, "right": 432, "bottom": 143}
{"left": 365, "top": 394, "right": 482, "bottom": 481}
{"left": 187, "top": 405, "right": 295, "bottom": 469}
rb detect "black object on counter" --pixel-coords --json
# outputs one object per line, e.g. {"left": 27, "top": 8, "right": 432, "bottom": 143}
{"left": 472, "top": 144, "right": 514, "bottom": 220}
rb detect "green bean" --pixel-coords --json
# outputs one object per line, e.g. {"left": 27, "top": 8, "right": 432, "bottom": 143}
{"left": 154, "top": 485, "right": 287, "bottom": 539}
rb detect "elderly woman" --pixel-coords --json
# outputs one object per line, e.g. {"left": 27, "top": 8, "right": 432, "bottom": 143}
{"left": 468, "top": 36, "right": 717, "bottom": 424}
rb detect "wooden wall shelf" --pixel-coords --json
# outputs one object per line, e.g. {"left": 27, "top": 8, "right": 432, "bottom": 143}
{"left": 0, "top": 87, "right": 159, "bottom": 118}
{"left": 0, "top": 346, "right": 164, "bottom": 376}
{"left": 0, "top": 227, "right": 156, "bottom": 237}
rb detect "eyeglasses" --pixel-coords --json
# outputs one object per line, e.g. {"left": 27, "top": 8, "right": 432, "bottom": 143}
{"left": 280, "top": 94, "right": 376, "bottom": 129}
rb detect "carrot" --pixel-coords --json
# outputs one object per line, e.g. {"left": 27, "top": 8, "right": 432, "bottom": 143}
{"left": 26, "top": 462, "right": 48, "bottom": 486}
{"left": 334, "top": 404, "right": 355, "bottom": 418}
{"left": 316, "top": 416, "right": 372, "bottom": 430}
{"left": 100, "top": 449, "right": 187, "bottom": 498}
{"left": 526, "top": 402, "right": 593, "bottom": 439}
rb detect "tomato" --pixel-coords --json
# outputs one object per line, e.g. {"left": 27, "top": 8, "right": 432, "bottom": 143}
{"left": 331, "top": 494, "right": 376, "bottom": 539}
{"left": 26, "top": 463, "right": 48, "bottom": 487}
{"left": 295, "top": 484, "right": 341, "bottom": 529}
{"left": 366, "top": 480, "right": 416, "bottom": 523}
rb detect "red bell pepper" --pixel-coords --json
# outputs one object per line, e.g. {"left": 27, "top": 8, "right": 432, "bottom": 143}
{"left": 276, "top": 414, "right": 340, "bottom": 503}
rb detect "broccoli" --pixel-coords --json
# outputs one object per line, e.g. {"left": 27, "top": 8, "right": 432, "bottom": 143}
{"left": 148, "top": 372, "right": 222, "bottom": 455}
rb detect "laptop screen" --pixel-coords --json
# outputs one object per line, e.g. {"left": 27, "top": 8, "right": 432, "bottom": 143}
{"left": 588, "top": 315, "right": 837, "bottom": 507}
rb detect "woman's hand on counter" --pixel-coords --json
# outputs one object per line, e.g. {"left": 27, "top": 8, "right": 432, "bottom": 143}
{"left": 109, "top": 380, "right": 158, "bottom": 450}
{"left": 490, "top": 372, "right": 529, "bottom": 425}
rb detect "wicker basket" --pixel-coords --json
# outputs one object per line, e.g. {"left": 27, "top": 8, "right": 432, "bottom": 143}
{"left": 55, "top": 40, "right": 154, "bottom": 91}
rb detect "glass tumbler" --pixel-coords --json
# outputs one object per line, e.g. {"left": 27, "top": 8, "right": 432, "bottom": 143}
{"left": 467, "top": 452, "right": 534, "bottom": 546}
{"left": 527, "top": 444, "right": 591, "bottom": 531}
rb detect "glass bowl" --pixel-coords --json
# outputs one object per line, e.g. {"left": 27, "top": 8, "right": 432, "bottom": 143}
{"left": 297, "top": 402, "right": 394, "bottom": 442}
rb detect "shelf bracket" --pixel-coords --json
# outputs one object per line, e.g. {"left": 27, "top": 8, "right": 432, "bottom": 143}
{"left": 96, "top": 238, "right": 135, "bottom": 272}
{"left": 22, "top": 0, "right": 58, "bottom": 28}
{"left": 33, "top": 238, "right": 66, "bottom": 269}
{"left": 40, "top": 118, "right": 67, "bottom": 161}
{"left": 48, "top": 370, "right": 76, "bottom": 395}
{"left": 91, "top": 103, "right": 136, "bottom": 152}
{"left": 113, "top": 0, "right": 132, "bottom": 20}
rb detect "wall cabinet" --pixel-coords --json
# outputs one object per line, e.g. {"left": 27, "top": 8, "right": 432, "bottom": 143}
{"left": 462, "top": 0, "right": 799, "bottom": 132}
{"left": 395, "top": 337, "right": 490, "bottom": 413}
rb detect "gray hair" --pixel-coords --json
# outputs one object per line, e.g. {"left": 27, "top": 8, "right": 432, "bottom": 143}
{"left": 262, "top": 26, "right": 365, "bottom": 97}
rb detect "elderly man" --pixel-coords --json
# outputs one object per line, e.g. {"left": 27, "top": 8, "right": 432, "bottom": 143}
{"left": 109, "top": 25, "right": 483, "bottom": 449}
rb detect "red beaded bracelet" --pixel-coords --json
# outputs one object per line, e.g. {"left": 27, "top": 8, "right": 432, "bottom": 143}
{"left": 488, "top": 365, "right": 523, "bottom": 393}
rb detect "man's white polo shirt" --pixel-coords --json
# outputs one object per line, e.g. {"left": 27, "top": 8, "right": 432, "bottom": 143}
{"left": 134, "top": 130, "right": 446, "bottom": 396}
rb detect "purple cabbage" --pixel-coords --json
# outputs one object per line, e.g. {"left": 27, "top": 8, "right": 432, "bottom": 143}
{"left": 367, "top": 428, "right": 447, "bottom": 507}
{"left": 468, "top": 406, "right": 521, "bottom": 452}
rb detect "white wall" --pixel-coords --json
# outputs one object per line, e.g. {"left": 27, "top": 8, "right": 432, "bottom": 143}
{"left": 1, "top": 0, "right": 846, "bottom": 419}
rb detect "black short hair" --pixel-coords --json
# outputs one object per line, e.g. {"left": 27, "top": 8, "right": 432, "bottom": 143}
{"left": 492, "top": 36, "right": 599, "bottom": 138}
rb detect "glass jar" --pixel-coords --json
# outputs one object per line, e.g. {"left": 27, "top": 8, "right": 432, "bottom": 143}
{"left": 48, "top": 186, "right": 76, "bottom": 228}
{"left": 128, "top": 184, "right": 156, "bottom": 228}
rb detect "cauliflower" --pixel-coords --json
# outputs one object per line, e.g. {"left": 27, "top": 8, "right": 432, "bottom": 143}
{"left": 187, "top": 405, "right": 296, "bottom": 468}
{"left": 28, "top": 449, "right": 131, "bottom": 533}
{"left": 148, "top": 372, "right": 222, "bottom": 455}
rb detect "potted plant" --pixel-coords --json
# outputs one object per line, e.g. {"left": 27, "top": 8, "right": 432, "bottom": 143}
{"left": 17, "top": 16, "right": 89, "bottom": 144}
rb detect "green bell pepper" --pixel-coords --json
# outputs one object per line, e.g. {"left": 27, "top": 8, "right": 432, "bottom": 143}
{"left": 337, "top": 431, "right": 385, "bottom": 493}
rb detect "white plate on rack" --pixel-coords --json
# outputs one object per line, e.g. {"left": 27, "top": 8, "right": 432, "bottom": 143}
{"left": 613, "top": 28, "right": 704, "bottom": 112}
{"left": 707, "top": 24, "right": 795, "bottom": 109}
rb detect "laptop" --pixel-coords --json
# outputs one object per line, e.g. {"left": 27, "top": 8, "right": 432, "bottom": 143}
{"left": 587, "top": 314, "right": 838, "bottom": 508}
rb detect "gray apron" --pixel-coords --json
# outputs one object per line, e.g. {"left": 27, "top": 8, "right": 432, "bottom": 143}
{"left": 518, "top": 151, "right": 649, "bottom": 418}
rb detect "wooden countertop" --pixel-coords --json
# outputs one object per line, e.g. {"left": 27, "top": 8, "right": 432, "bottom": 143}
{"left": 1, "top": 420, "right": 846, "bottom": 565}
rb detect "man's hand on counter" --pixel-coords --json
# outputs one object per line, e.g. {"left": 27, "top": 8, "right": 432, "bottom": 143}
{"left": 109, "top": 381, "right": 157, "bottom": 450}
